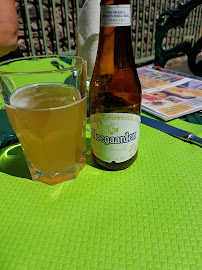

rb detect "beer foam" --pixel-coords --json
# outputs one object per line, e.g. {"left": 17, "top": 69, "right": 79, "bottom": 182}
{"left": 10, "top": 86, "right": 31, "bottom": 108}
{"left": 10, "top": 83, "right": 82, "bottom": 109}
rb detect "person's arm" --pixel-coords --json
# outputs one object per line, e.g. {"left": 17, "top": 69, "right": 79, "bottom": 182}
{"left": 0, "top": 0, "right": 18, "bottom": 58}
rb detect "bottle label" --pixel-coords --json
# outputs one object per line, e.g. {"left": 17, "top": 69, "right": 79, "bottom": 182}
{"left": 100, "top": 5, "right": 131, "bottom": 27}
{"left": 90, "top": 113, "right": 140, "bottom": 163}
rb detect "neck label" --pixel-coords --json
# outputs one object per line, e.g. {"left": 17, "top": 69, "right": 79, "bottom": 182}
{"left": 100, "top": 5, "right": 131, "bottom": 27}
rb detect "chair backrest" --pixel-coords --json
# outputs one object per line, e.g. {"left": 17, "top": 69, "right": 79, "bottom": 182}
{"left": 155, "top": 0, "right": 202, "bottom": 76}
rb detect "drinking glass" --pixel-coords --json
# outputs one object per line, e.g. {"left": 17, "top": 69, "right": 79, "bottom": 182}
{"left": 0, "top": 55, "right": 87, "bottom": 185}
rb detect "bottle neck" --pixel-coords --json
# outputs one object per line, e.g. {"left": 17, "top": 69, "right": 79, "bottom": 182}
{"left": 93, "top": 2, "right": 135, "bottom": 76}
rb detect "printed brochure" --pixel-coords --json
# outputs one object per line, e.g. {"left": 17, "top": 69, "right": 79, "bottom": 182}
{"left": 137, "top": 67, "right": 202, "bottom": 121}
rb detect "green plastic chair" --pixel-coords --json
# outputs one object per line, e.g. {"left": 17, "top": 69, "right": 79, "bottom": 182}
{"left": 155, "top": 0, "right": 202, "bottom": 76}
{"left": 154, "top": 0, "right": 202, "bottom": 125}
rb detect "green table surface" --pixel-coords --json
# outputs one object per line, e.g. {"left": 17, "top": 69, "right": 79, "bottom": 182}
{"left": 0, "top": 112, "right": 202, "bottom": 270}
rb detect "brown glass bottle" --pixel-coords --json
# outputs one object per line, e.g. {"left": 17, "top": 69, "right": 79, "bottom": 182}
{"left": 89, "top": 0, "right": 142, "bottom": 170}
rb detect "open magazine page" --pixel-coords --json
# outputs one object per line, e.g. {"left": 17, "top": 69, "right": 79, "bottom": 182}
{"left": 137, "top": 67, "right": 202, "bottom": 121}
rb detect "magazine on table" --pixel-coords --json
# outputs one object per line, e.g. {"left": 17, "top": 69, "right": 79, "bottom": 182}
{"left": 137, "top": 66, "right": 202, "bottom": 121}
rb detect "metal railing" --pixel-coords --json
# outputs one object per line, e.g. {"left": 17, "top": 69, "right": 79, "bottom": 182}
{"left": 19, "top": 0, "right": 202, "bottom": 65}
{"left": 21, "top": 0, "right": 80, "bottom": 56}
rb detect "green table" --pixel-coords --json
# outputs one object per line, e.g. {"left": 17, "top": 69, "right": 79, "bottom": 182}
{"left": 0, "top": 113, "right": 201, "bottom": 269}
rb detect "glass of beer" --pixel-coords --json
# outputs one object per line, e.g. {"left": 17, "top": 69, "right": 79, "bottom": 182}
{"left": 0, "top": 55, "right": 87, "bottom": 185}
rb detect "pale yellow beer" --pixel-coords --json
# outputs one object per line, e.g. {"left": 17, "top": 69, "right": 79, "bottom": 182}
{"left": 5, "top": 83, "right": 87, "bottom": 184}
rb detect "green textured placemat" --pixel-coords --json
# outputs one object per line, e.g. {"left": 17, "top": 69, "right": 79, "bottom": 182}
{"left": 0, "top": 116, "right": 201, "bottom": 269}
{"left": 0, "top": 97, "right": 3, "bottom": 109}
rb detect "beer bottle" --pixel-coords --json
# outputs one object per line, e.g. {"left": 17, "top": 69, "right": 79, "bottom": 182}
{"left": 89, "top": 0, "right": 142, "bottom": 170}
